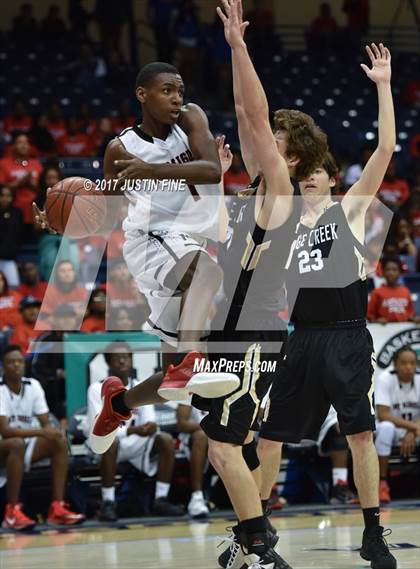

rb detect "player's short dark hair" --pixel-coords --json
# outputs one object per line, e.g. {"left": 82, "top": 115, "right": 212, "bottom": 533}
{"left": 104, "top": 341, "right": 132, "bottom": 365}
{"left": 393, "top": 345, "right": 417, "bottom": 364}
{"left": 135, "top": 62, "right": 179, "bottom": 89}
{"left": 382, "top": 257, "right": 402, "bottom": 272}
{"left": 321, "top": 152, "right": 338, "bottom": 179}
{"left": 272, "top": 109, "right": 328, "bottom": 181}
{"left": 2, "top": 344, "right": 23, "bottom": 358}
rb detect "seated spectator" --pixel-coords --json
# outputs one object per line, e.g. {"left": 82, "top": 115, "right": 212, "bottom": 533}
{"left": 0, "top": 345, "right": 85, "bottom": 529}
{"left": 85, "top": 341, "right": 183, "bottom": 520}
{"left": 223, "top": 149, "right": 251, "bottom": 197}
{"left": 40, "top": 260, "right": 88, "bottom": 322}
{"left": 3, "top": 100, "right": 33, "bottom": 137}
{"left": 378, "top": 160, "right": 411, "bottom": 211}
{"left": 176, "top": 403, "right": 209, "bottom": 518}
{"left": 110, "top": 100, "right": 136, "bottom": 133}
{"left": 390, "top": 217, "right": 418, "bottom": 260}
{"left": 11, "top": 3, "right": 39, "bottom": 47}
{"left": 307, "top": 2, "right": 338, "bottom": 54}
{"left": 0, "top": 133, "right": 42, "bottom": 233}
{"left": 41, "top": 4, "right": 67, "bottom": 49}
{"left": 375, "top": 346, "right": 420, "bottom": 503}
{"left": 0, "top": 185, "right": 24, "bottom": 288}
{"left": 16, "top": 261, "right": 47, "bottom": 301}
{"left": 108, "top": 306, "right": 136, "bottom": 331}
{"left": 9, "top": 296, "right": 41, "bottom": 354}
{"left": 316, "top": 407, "right": 353, "bottom": 504}
{"left": 107, "top": 259, "right": 139, "bottom": 310}
{"left": 57, "top": 117, "right": 93, "bottom": 157}
{"left": 45, "top": 103, "right": 67, "bottom": 141}
{"left": 36, "top": 165, "right": 80, "bottom": 281}
{"left": 0, "top": 271, "right": 21, "bottom": 330}
{"left": 367, "top": 258, "right": 417, "bottom": 323}
{"left": 29, "top": 114, "right": 56, "bottom": 156}
{"left": 32, "top": 304, "right": 77, "bottom": 421}
{"left": 81, "top": 288, "right": 106, "bottom": 332}
{"left": 76, "top": 103, "right": 96, "bottom": 136}
{"left": 90, "top": 117, "right": 115, "bottom": 157}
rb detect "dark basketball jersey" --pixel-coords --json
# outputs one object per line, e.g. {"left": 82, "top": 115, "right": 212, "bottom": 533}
{"left": 285, "top": 201, "right": 368, "bottom": 324}
{"left": 216, "top": 177, "right": 301, "bottom": 330}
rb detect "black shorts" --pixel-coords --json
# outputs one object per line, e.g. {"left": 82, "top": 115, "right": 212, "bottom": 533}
{"left": 197, "top": 326, "right": 287, "bottom": 445}
{"left": 260, "top": 321, "right": 376, "bottom": 443}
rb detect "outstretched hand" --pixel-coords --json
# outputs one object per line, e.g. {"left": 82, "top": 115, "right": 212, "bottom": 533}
{"left": 361, "top": 43, "right": 391, "bottom": 84}
{"left": 217, "top": 0, "right": 249, "bottom": 49}
{"left": 216, "top": 134, "right": 233, "bottom": 174}
{"left": 32, "top": 195, "right": 57, "bottom": 234}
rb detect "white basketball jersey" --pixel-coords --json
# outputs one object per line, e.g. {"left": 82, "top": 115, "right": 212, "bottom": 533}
{"left": 119, "top": 123, "right": 220, "bottom": 240}
{"left": 375, "top": 369, "right": 420, "bottom": 423}
{"left": 0, "top": 378, "right": 49, "bottom": 429}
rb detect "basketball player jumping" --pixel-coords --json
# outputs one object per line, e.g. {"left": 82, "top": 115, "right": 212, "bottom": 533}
{"left": 34, "top": 63, "right": 240, "bottom": 454}
{"left": 204, "top": 2, "right": 327, "bottom": 567}
{"left": 259, "top": 42, "right": 398, "bottom": 569}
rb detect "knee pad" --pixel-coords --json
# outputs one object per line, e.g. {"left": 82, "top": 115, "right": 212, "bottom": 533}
{"left": 242, "top": 439, "right": 260, "bottom": 471}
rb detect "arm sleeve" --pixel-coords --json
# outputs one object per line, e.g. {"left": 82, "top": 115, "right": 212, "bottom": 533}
{"left": 32, "top": 380, "right": 49, "bottom": 416}
{"left": 374, "top": 373, "right": 391, "bottom": 408}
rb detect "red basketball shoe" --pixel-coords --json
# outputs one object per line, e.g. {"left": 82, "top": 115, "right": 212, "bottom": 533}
{"left": 157, "top": 351, "right": 240, "bottom": 401}
{"left": 47, "top": 501, "right": 85, "bottom": 525}
{"left": 89, "top": 376, "right": 132, "bottom": 454}
{"left": 2, "top": 503, "right": 36, "bottom": 530}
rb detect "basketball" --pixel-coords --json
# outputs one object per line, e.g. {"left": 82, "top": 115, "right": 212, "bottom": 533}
{"left": 45, "top": 177, "right": 106, "bottom": 238}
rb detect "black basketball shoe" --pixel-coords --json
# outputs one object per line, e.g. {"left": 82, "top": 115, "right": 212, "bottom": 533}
{"left": 360, "top": 526, "right": 397, "bottom": 569}
{"left": 242, "top": 546, "right": 293, "bottom": 568}
{"left": 218, "top": 523, "right": 280, "bottom": 569}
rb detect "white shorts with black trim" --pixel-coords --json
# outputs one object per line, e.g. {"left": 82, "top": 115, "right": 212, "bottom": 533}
{"left": 123, "top": 229, "right": 212, "bottom": 346}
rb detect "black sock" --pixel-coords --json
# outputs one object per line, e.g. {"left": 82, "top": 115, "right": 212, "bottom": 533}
{"left": 362, "top": 507, "right": 380, "bottom": 531}
{"left": 240, "top": 516, "right": 269, "bottom": 556}
{"left": 261, "top": 499, "right": 269, "bottom": 514}
{"left": 111, "top": 392, "right": 131, "bottom": 416}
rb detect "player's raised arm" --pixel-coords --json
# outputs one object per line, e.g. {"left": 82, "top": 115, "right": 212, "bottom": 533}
{"left": 216, "top": 134, "right": 232, "bottom": 243}
{"left": 343, "top": 43, "right": 395, "bottom": 212}
{"left": 217, "top": 0, "right": 293, "bottom": 196}
{"left": 114, "top": 103, "right": 221, "bottom": 185}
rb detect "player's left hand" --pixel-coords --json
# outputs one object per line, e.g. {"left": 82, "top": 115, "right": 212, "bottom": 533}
{"left": 361, "top": 43, "right": 391, "bottom": 84}
{"left": 217, "top": 0, "right": 249, "bottom": 49}
{"left": 216, "top": 135, "right": 233, "bottom": 174}
{"left": 114, "top": 156, "right": 153, "bottom": 181}
{"left": 400, "top": 431, "right": 416, "bottom": 457}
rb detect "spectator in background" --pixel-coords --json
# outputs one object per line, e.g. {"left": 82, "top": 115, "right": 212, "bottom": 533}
{"left": 389, "top": 218, "right": 418, "bottom": 267}
{"left": 57, "top": 117, "right": 93, "bottom": 157}
{"left": 41, "top": 4, "right": 67, "bottom": 49}
{"left": 36, "top": 165, "right": 80, "bottom": 281}
{"left": 147, "top": 0, "right": 178, "bottom": 63}
{"left": 45, "top": 103, "right": 67, "bottom": 141}
{"left": 307, "top": 2, "right": 338, "bottom": 55}
{"left": 16, "top": 261, "right": 47, "bottom": 301}
{"left": 32, "top": 304, "right": 78, "bottom": 422}
{"left": 223, "top": 148, "right": 251, "bottom": 197}
{"left": 9, "top": 296, "right": 41, "bottom": 354}
{"left": 374, "top": 346, "right": 420, "bottom": 503}
{"left": 81, "top": 288, "right": 106, "bottom": 332}
{"left": 68, "top": 0, "right": 91, "bottom": 42}
{"left": 176, "top": 403, "right": 209, "bottom": 518}
{"left": 65, "top": 44, "right": 107, "bottom": 91}
{"left": 110, "top": 101, "right": 136, "bottom": 133}
{"left": 0, "top": 345, "right": 85, "bottom": 527}
{"left": 108, "top": 306, "right": 136, "bottom": 331}
{"left": 0, "top": 272, "right": 21, "bottom": 330}
{"left": 106, "top": 259, "right": 138, "bottom": 310}
{"left": 76, "top": 102, "right": 96, "bottom": 136}
{"left": 3, "top": 101, "right": 33, "bottom": 137}
{"left": 11, "top": 4, "right": 38, "bottom": 47}
{"left": 0, "top": 133, "right": 42, "bottom": 237}
{"left": 367, "top": 258, "right": 416, "bottom": 323}
{"left": 29, "top": 114, "right": 56, "bottom": 156}
{"left": 378, "top": 159, "right": 411, "bottom": 211}
{"left": 173, "top": 0, "right": 202, "bottom": 95}
{"left": 85, "top": 342, "right": 183, "bottom": 520}
{"left": 90, "top": 117, "right": 115, "bottom": 156}
{"left": 344, "top": 145, "right": 374, "bottom": 188}
{"left": 0, "top": 185, "right": 23, "bottom": 288}
{"left": 39, "top": 260, "right": 88, "bottom": 322}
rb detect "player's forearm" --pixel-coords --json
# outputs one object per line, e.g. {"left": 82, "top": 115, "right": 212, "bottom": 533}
{"left": 378, "top": 411, "right": 416, "bottom": 432}
{"left": 376, "top": 82, "right": 395, "bottom": 154}
{"left": 232, "top": 43, "right": 269, "bottom": 122}
{"left": 147, "top": 161, "right": 221, "bottom": 185}
{"left": 0, "top": 427, "right": 42, "bottom": 438}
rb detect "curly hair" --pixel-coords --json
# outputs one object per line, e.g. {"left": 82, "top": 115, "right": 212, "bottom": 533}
{"left": 321, "top": 151, "right": 338, "bottom": 179}
{"left": 273, "top": 109, "right": 328, "bottom": 180}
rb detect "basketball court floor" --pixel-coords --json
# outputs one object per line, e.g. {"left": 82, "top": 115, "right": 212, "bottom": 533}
{"left": 1, "top": 502, "right": 419, "bottom": 569}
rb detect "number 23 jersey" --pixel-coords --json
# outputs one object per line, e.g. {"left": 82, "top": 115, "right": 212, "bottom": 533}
{"left": 285, "top": 201, "right": 368, "bottom": 324}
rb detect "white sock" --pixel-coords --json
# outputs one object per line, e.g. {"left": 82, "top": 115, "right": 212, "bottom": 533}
{"left": 191, "top": 490, "right": 204, "bottom": 501}
{"left": 102, "top": 486, "right": 115, "bottom": 502}
{"left": 333, "top": 468, "right": 348, "bottom": 486}
{"left": 155, "top": 481, "right": 170, "bottom": 500}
